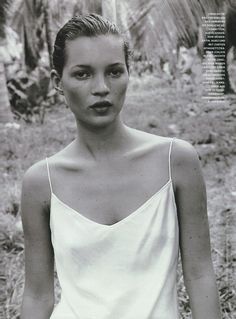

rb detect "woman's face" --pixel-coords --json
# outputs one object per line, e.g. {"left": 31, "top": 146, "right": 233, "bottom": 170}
{"left": 58, "top": 34, "right": 129, "bottom": 129}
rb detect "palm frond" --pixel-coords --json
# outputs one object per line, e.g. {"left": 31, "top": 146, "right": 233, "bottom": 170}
{"left": 117, "top": 0, "right": 228, "bottom": 66}
{"left": 8, "top": 0, "right": 24, "bottom": 35}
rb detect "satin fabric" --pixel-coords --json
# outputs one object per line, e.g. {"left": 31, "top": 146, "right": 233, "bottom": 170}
{"left": 49, "top": 178, "right": 179, "bottom": 319}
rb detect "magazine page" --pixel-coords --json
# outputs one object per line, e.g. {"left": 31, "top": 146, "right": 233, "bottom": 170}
{"left": 0, "top": 1, "right": 235, "bottom": 318}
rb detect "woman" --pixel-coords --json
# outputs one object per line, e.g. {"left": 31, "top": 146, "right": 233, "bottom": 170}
{"left": 20, "top": 14, "right": 221, "bottom": 319}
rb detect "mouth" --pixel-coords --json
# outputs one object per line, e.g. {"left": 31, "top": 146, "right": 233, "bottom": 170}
{"left": 90, "top": 101, "right": 112, "bottom": 108}
{"left": 89, "top": 101, "right": 113, "bottom": 113}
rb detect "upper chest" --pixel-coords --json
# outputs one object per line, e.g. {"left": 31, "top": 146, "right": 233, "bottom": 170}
{"left": 48, "top": 143, "right": 170, "bottom": 225}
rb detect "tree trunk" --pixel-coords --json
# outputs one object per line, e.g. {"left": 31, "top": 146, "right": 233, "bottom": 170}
{"left": 44, "top": 0, "right": 53, "bottom": 69}
{"left": 0, "top": 61, "right": 13, "bottom": 123}
{"left": 23, "top": 0, "right": 40, "bottom": 71}
{"left": 102, "top": 0, "right": 117, "bottom": 23}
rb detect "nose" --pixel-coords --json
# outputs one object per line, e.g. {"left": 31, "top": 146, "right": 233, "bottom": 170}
{"left": 91, "top": 74, "right": 110, "bottom": 97}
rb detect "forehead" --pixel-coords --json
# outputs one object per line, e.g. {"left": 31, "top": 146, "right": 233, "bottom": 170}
{"left": 64, "top": 34, "right": 125, "bottom": 68}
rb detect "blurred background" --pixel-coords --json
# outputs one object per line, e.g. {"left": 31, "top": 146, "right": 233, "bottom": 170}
{"left": 0, "top": 0, "right": 235, "bottom": 318}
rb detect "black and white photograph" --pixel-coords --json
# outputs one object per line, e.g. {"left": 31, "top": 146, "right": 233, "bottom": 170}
{"left": 0, "top": 0, "right": 235, "bottom": 318}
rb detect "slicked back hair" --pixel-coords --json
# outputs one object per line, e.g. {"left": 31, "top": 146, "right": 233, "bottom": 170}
{"left": 52, "top": 13, "right": 130, "bottom": 77}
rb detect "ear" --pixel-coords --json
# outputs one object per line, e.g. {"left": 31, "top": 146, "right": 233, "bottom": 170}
{"left": 51, "top": 69, "right": 64, "bottom": 95}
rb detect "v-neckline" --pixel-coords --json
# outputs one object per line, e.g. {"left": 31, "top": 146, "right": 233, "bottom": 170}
{"left": 50, "top": 179, "right": 173, "bottom": 229}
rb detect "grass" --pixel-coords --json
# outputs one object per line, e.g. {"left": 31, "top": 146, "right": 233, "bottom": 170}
{"left": 1, "top": 72, "right": 236, "bottom": 318}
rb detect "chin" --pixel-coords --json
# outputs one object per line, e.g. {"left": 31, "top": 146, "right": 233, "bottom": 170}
{"left": 79, "top": 114, "right": 120, "bottom": 130}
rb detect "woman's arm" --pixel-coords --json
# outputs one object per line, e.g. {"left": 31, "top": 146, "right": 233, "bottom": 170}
{"left": 172, "top": 139, "right": 222, "bottom": 319}
{"left": 20, "top": 160, "right": 54, "bottom": 319}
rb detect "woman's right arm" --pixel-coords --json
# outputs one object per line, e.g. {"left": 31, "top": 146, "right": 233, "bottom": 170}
{"left": 20, "top": 161, "right": 55, "bottom": 319}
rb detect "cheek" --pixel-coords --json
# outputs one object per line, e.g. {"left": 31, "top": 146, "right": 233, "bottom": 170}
{"left": 113, "top": 77, "right": 129, "bottom": 99}
{"left": 63, "top": 84, "right": 88, "bottom": 106}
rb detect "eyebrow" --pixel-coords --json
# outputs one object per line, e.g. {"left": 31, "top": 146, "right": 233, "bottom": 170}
{"left": 107, "top": 63, "right": 125, "bottom": 67}
{"left": 71, "top": 62, "right": 125, "bottom": 70}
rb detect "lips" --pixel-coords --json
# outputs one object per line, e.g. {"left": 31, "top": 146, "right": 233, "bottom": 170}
{"left": 89, "top": 101, "right": 112, "bottom": 114}
{"left": 89, "top": 101, "right": 112, "bottom": 109}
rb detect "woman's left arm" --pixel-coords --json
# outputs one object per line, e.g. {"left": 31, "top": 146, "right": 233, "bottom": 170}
{"left": 172, "top": 139, "right": 222, "bottom": 319}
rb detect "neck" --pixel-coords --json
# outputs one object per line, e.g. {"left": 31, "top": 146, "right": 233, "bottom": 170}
{"left": 74, "top": 116, "right": 131, "bottom": 160}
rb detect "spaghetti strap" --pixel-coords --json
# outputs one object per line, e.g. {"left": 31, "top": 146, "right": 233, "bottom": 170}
{"left": 168, "top": 137, "right": 175, "bottom": 181}
{"left": 45, "top": 157, "right": 53, "bottom": 194}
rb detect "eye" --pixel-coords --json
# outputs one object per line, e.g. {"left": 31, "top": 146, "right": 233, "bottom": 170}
{"left": 73, "top": 71, "right": 91, "bottom": 79}
{"left": 107, "top": 68, "right": 124, "bottom": 78}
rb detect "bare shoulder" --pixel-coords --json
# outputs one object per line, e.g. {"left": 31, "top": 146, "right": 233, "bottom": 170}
{"left": 171, "top": 138, "right": 205, "bottom": 189}
{"left": 171, "top": 138, "right": 201, "bottom": 171}
{"left": 22, "top": 158, "right": 51, "bottom": 211}
{"left": 127, "top": 128, "right": 199, "bottom": 162}
{"left": 172, "top": 138, "right": 199, "bottom": 163}
{"left": 128, "top": 127, "right": 174, "bottom": 150}
{"left": 21, "top": 159, "right": 55, "bottom": 301}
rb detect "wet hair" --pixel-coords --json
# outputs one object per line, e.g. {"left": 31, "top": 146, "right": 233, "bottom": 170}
{"left": 52, "top": 13, "right": 131, "bottom": 77}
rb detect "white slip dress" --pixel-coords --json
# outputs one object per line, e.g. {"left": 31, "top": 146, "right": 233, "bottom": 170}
{"left": 46, "top": 138, "right": 179, "bottom": 319}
